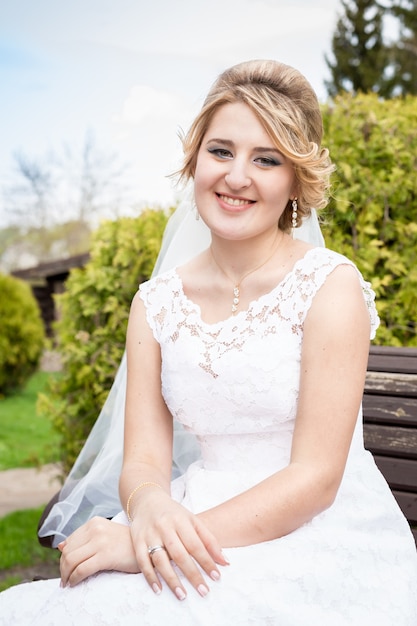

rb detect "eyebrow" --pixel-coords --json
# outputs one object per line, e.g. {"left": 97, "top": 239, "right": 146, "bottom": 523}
{"left": 206, "top": 138, "right": 283, "bottom": 155}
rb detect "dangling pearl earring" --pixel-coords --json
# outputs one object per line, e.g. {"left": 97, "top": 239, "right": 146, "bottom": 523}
{"left": 193, "top": 203, "right": 200, "bottom": 221}
{"left": 291, "top": 198, "right": 298, "bottom": 235}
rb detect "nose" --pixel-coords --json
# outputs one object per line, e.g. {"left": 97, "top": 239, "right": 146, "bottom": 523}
{"left": 224, "top": 158, "right": 251, "bottom": 190}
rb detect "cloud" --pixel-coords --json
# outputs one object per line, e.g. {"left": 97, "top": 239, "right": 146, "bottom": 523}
{"left": 110, "top": 83, "right": 197, "bottom": 206}
{"left": 115, "top": 0, "right": 336, "bottom": 60}
{"left": 114, "top": 85, "right": 186, "bottom": 126}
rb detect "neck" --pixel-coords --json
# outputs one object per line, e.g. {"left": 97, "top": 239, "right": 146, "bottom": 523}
{"left": 210, "top": 229, "right": 283, "bottom": 283}
{"left": 209, "top": 229, "right": 284, "bottom": 314}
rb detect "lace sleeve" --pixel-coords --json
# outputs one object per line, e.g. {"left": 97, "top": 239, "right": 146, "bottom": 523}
{"left": 359, "top": 276, "right": 380, "bottom": 340}
{"left": 138, "top": 270, "right": 178, "bottom": 342}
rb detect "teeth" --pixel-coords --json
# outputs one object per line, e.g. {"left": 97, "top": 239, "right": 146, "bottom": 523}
{"left": 219, "top": 195, "right": 250, "bottom": 207}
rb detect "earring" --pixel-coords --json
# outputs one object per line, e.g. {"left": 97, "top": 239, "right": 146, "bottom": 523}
{"left": 291, "top": 198, "right": 298, "bottom": 230}
{"left": 193, "top": 203, "right": 200, "bottom": 221}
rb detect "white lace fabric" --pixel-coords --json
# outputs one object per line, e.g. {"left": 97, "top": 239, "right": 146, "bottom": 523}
{"left": 1, "top": 247, "right": 416, "bottom": 625}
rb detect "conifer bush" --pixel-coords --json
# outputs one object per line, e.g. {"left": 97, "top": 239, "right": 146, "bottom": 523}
{"left": 38, "top": 209, "right": 169, "bottom": 475}
{"left": 0, "top": 273, "right": 45, "bottom": 395}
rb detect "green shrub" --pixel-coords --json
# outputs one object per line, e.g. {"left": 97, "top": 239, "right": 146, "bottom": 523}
{"left": 322, "top": 94, "right": 417, "bottom": 346}
{"left": 38, "top": 209, "right": 169, "bottom": 474}
{"left": 0, "top": 274, "right": 45, "bottom": 395}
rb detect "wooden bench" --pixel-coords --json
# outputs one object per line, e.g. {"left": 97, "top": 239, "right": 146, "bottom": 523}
{"left": 363, "top": 345, "right": 417, "bottom": 546}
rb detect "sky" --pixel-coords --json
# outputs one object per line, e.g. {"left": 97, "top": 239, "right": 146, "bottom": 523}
{"left": 0, "top": 0, "right": 344, "bottom": 224}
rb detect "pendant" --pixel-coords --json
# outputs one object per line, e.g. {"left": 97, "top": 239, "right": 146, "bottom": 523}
{"left": 232, "top": 286, "right": 240, "bottom": 313}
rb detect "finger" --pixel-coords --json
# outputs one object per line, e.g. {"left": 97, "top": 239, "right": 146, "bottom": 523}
{"left": 59, "top": 523, "right": 98, "bottom": 585}
{"left": 60, "top": 543, "right": 96, "bottom": 586}
{"left": 134, "top": 545, "right": 167, "bottom": 597}
{"left": 165, "top": 535, "right": 212, "bottom": 595}
{"left": 149, "top": 547, "right": 190, "bottom": 601}
{"left": 193, "top": 519, "right": 230, "bottom": 568}
{"left": 65, "top": 553, "right": 113, "bottom": 587}
{"left": 174, "top": 518, "right": 228, "bottom": 584}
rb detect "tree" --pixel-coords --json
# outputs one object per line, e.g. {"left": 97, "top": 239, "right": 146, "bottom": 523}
{"left": 325, "top": 0, "right": 390, "bottom": 96}
{"left": 55, "top": 130, "right": 128, "bottom": 224}
{"left": 1, "top": 132, "right": 130, "bottom": 270}
{"left": 385, "top": 0, "right": 417, "bottom": 95}
{"left": 5, "top": 152, "right": 54, "bottom": 229}
{"left": 3, "top": 131, "right": 128, "bottom": 229}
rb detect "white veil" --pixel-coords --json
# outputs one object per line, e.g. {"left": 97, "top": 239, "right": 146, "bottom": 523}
{"left": 38, "top": 197, "right": 324, "bottom": 547}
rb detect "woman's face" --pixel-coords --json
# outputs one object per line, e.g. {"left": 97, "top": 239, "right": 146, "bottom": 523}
{"left": 194, "top": 101, "right": 296, "bottom": 242}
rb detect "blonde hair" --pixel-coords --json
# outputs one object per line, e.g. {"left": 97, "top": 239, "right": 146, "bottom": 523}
{"left": 178, "top": 60, "right": 334, "bottom": 231}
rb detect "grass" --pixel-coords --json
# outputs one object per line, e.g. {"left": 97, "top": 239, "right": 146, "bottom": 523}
{"left": 0, "top": 371, "right": 61, "bottom": 470}
{"left": 0, "top": 507, "right": 61, "bottom": 591}
{"left": 0, "top": 370, "right": 62, "bottom": 591}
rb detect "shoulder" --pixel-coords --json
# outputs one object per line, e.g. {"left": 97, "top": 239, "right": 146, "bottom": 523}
{"left": 131, "top": 269, "right": 181, "bottom": 340}
{"left": 296, "top": 247, "right": 380, "bottom": 339}
{"left": 138, "top": 268, "right": 180, "bottom": 301}
{"left": 292, "top": 247, "right": 357, "bottom": 296}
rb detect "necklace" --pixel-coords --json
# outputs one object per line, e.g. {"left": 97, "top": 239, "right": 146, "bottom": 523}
{"left": 210, "top": 231, "right": 282, "bottom": 314}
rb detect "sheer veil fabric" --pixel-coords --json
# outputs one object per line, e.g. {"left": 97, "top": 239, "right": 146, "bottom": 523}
{"left": 38, "top": 196, "right": 324, "bottom": 546}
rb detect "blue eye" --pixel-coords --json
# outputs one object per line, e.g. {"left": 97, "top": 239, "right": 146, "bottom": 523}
{"left": 207, "top": 147, "right": 233, "bottom": 159}
{"left": 255, "top": 156, "right": 280, "bottom": 167}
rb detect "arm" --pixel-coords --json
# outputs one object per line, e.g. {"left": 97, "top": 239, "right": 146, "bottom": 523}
{"left": 119, "top": 291, "right": 227, "bottom": 598}
{"left": 198, "top": 264, "right": 371, "bottom": 546}
{"left": 119, "top": 290, "right": 174, "bottom": 501}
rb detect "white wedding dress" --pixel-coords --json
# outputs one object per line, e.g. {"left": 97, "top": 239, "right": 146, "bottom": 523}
{"left": 1, "top": 247, "right": 416, "bottom": 625}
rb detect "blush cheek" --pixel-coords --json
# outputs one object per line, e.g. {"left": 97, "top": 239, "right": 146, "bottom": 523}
{"left": 194, "top": 159, "right": 219, "bottom": 206}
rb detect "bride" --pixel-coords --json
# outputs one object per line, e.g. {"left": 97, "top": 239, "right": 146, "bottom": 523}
{"left": 1, "top": 59, "right": 416, "bottom": 625}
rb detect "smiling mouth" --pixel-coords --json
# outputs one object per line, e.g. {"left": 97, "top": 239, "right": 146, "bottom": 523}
{"left": 217, "top": 193, "right": 254, "bottom": 207}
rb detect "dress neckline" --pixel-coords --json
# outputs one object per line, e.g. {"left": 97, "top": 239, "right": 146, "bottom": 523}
{"left": 173, "top": 246, "right": 321, "bottom": 328}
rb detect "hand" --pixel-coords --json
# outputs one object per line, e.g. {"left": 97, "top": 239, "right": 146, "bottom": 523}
{"left": 130, "top": 490, "right": 228, "bottom": 600}
{"left": 59, "top": 516, "right": 140, "bottom": 587}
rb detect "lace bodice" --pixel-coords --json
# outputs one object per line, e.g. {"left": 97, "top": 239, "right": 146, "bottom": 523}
{"left": 139, "top": 248, "right": 379, "bottom": 475}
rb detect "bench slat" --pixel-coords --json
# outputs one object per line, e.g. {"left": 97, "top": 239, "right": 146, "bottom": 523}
{"left": 369, "top": 345, "right": 417, "bottom": 358}
{"left": 364, "top": 371, "right": 417, "bottom": 397}
{"left": 362, "top": 394, "right": 417, "bottom": 426}
{"left": 372, "top": 456, "right": 417, "bottom": 492}
{"left": 391, "top": 490, "right": 417, "bottom": 526}
{"left": 368, "top": 345, "right": 417, "bottom": 374}
{"left": 363, "top": 423, "right": 417, "bottom": 459}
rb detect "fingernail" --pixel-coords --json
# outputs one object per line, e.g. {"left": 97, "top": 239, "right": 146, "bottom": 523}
{"left": 152, "top": 583, "right": 161, "bottom": 595}
{"left": 175, "top": 587, "right": 186, "bottom": 601}
{"left": 222, "top": 551, "right": 230, "bottom": 565}
{"left": 210, "top": 570, "right": 220, "bottom": 581}
{"left": 197, "top": 584, "right": 209, "bottom": 597}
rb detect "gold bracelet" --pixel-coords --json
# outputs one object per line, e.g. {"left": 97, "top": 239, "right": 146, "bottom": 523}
{"left": 126, "top": 481, "right": 162, "bottom": 522}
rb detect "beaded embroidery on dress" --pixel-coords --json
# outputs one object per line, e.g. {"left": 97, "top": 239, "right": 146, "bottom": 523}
{"left": 1, "top": 247, "right": 416, "bottom": 626}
